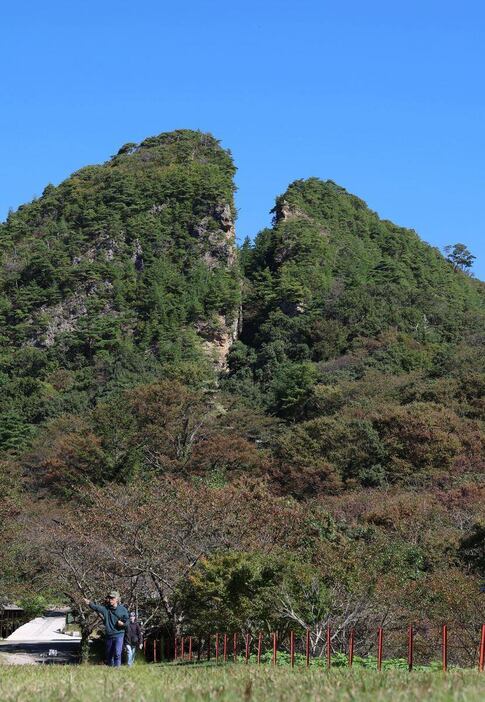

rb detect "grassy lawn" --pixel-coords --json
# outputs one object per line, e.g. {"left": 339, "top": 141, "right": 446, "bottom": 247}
{"left": 0, "top": 664, "right": 484, "bottom": 702}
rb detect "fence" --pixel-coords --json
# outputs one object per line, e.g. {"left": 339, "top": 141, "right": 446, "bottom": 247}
{"left": 144, "top": 623, "right": 485, "bottom": 671}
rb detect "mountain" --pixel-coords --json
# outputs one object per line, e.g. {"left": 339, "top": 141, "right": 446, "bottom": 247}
{"left": 241, "top": 177, "right": 483, "bottom": 352}
{"left": 0, "top": 138, "right": 483, "bottom": 491}
{"left": 225, "top": 177, "right": 484, "bottom": 492}
{"left": 0, "top": 130, "right": 240, "bottom": 452}
{"left": 233, "top": 177, "right": 484, "bottom": 399}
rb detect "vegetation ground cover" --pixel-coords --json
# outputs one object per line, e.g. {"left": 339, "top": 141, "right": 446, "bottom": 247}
{"left": 0, "top": 664, "right": 484, "bottom": 702}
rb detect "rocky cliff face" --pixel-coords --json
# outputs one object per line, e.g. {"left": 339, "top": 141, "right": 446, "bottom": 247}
{"left": 190, "top": 200, "right": 240, "bottom": 369}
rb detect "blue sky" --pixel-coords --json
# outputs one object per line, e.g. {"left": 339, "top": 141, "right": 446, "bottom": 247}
{"left": 1, "top": 0, "right": 484, "bottom": 279}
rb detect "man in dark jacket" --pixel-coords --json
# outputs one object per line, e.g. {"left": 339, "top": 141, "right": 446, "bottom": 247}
{"left": 124, "top": 612, "right": 143, "bottom": 666}
{"left": 83, "top": 591, "right": 129, "bottom": 667}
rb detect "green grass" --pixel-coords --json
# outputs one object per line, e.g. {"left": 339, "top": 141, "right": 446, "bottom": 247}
{"left": 0, "top": 664, "right": 484, "bottom": 702}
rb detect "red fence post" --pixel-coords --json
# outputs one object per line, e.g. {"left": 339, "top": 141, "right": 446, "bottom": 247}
{"left": 143, "top": 639, "right": 147, "bottom": 658}
{"left": 215, "top": 633, "right": 220, "bottom": 664}
{"left": 188, "top": 636, "right": 192, "bottom": 662}
{"left": 207, "top": 633, "right": 211, "bottom": 661}
{"left": 306, "top": 628, "right": 310, "bottom": 668}
{"left": 377, "top": 627, "right": 383, "bottom": 672}
{"left": 257, "top": 632, "right": 262, "bottom": 666}
{"left": 479, "top": 624, "right": 485, "bottom": 672}
{"left": 181, "top": 636, "right": 185, "bottom": 661}
{"left": 348, "top": 629, "right": 354, "bottom": 668}
{"left": 174, "top": 636, "right": 178, "bottom": 661}
{"left": 442, "top": 624, "right": 448, "bottom": 673}
{"left": 272, "top": 632, "right": 277, "bottom": 666}
{"left": 153, "top": 638, "right": 157, "bottom": 664}
{"left": 408, "top": 625, "right": 414, "bottom": 672}
{"left": 223, "top": 633, "right": 228, "bottom": 663}
{"left": 290, "top": 630, "right": 295, "bottom": 669}
{"left": 326, "top": 624, "right": 331, "bottom": 669}
{"left": 233, "top": 632, "right": 238, "bottom": 662}
{"left": 245, "top": 633, "right": 250, "bottom": 663}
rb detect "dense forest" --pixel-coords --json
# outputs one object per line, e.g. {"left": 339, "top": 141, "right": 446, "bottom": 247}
{"left": 0, "top": 130, "right": 483, "bottom": 663}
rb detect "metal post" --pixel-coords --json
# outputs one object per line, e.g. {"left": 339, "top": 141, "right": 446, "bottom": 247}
{"left": 272, "top": 632, "right": 277, "bottom": 666}
{"left": 408, "top": 625, "right": 414, "bottom": 672}
{"left": 348, "top": 629, "right": 354, "bottom": 668}
{"left": 215, "top": 633, "right": 219, "bottom": 664}
{"left": 223, "top": 633, "right": 228, "bottom": 662}
{"left": 245, "top": 633, "right": 250, "bottom": 663}
{"left": 188, "top": 636, "right": 192, "bottom": 662}
{"left": 257, "top": 632, "right": 262, "bottom": 665}
{"left": 377, "top": 627, "right": 383, "bottom": 672}
{"left": 479, "top": 624, "right": 485, "bottom": 672}
{"left": 290, "top": 630, "right": 295, "bottom": 668}
{"left": 442, "top": 624, "right": 447, "bottom": 673}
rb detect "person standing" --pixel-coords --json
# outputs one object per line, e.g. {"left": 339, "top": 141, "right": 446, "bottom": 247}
{"left": 124, "top": 612, "right": 143, "bottom": 666}
{"left": 83, "top": 591, "right": 129, "bottom": 667}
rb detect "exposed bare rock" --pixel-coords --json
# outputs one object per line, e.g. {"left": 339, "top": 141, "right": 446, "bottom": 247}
{"left": 37, "top": 295, "right": 88, "bottom": 347}
{"left": 279, "top": 300, "right": 306, "bottom": 316}
{"left": 27, "top": 281, "right": 115, "bottom": 348}
{"left": 195, "top": 314, "right": 239, "bottom": 371}
{"left": 150, "top": 203, "right": 167, "bottom": 215}
{"left": 193, "top": 203, "right": 237, "bottom": 269}
{"left": 191, "top": 202, "right": 239, "bottom": 367}
{"left": 214, "top": 203, "right": 233, "bottom": 231}
{"left": 132, "top": 239, "right": 144, "bottom": 271}
{"left": 72, "top": 235, "right": 123, "bottom": 265}
{"left": 273, "top": 199, "right": 312, "bottom": 224}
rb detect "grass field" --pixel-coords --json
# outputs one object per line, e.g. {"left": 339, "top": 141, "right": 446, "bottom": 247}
{"left": 0, "top": 664, "right": 484, "bottom": 702}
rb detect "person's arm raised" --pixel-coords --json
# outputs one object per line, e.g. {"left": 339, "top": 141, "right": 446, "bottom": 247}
{"left": 82, "top": 598, "right": 105, "bottom": 614}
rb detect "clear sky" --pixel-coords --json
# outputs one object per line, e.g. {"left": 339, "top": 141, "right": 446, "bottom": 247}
{"left": 1, "top": 0, "right": 484, "bottom": 279}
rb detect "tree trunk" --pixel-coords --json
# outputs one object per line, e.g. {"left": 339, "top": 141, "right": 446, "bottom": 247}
{"left": 80, "top": 625, "right": 91, "bottom": 664}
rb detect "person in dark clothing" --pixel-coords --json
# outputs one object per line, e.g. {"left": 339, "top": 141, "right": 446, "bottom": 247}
{"left": 124, "top": 612, "right": 143, "bottom": 666}
{"left": 83, "top": 591, "right": 129, "bottom": 667}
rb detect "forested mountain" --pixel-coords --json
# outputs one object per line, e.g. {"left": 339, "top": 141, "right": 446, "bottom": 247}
{"left": 225, "top": 177, "right": 484, "bottom": 493}
{"left": 1, "top": 131, "right": 483, "bottom": 663}
{"left": 0, "top": 130, "right": 240, "bottom": 454}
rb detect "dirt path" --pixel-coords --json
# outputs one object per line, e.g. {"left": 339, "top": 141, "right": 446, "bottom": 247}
{"left": 0, "top": 651, "right": 36, "bottom": 665}
{"left": 6, "top": 615, "right": 74, "bottom": 641}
